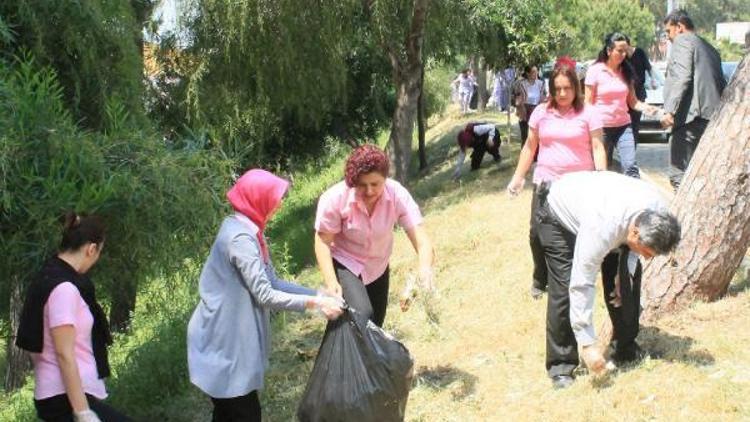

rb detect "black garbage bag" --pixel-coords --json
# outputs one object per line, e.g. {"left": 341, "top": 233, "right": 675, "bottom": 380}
{"left": 297, "top": 308, "right": 414, "bottom": 422}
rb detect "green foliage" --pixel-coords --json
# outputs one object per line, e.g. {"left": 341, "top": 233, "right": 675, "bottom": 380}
{"left": 466, "top": 0, "right": 567, "bottom": 67}
{"left": 0, "top": 0, "right": 149, "bottom": 130}
{"left": 550, "top": 0, "right": 656, "bottom": 59}
{"left": 709, "top": 38, "right": 747, "bottom": 61}
{"left": 0, "top": 52, "right": 233, "bottom": 321}
{"left": 680, "top": 0, "right": 750, "bottom": 36}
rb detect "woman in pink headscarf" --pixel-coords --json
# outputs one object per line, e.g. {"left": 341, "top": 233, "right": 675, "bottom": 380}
{"left": 187, "top": 169, "right": 343, "bottom": 422}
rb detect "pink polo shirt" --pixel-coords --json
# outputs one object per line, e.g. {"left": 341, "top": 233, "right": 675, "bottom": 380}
{"left": 315, "top": 179, "right": 423, "bottom": 284}
{"left": 31, "top": 282, "right": 107, "bottom": 400}
{"left": 529, "top": 103, "right": 603, "bottom": 184}
{"left": 585, "top": 62, "right": 631, "bottom": 127}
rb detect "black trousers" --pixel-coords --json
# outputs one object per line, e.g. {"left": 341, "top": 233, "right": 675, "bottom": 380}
{"left": 539, "top": 206, "right": 643, "bottom": 376}
{"left": 629, "top": 109, "right": 642, "bottom": 145}
{"left": 518, "top": 104, "right": 538, "bottom": 144}
{"left": 670, "top": 117, "right": 709, "bottom": 190}
{"left": 470, "top": 135, "right": 501, "bottom": 171}
{"left": 34, "top": 394, "right": 132, "bottom": 422}
{"left": 529, "top": 185, "right": 548, "bottom": 290}
{"left": 333, "top": 260, "right": 390, "bottom": 327}
{"left": 211, "top": 390, "right": 261, "bottom": 422}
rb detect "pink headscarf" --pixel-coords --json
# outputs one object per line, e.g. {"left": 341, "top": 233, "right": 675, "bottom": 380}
{"left": 226, "top": 169, "right": 290, "bottom": 262}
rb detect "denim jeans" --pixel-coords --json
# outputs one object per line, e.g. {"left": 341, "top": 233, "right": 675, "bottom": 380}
{"left": 603, "top": 124, "right": 640, "bottom": 178}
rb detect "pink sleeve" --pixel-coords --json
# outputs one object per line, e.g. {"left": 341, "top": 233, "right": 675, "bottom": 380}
{"left": 47, "top": 282, "right": 81, "bottom": 328}
{"left": 584, "top": 65, "right": 598, "bottom": 87}
{"left": 585, "top": 106, "right": 604, "bottom": 131}
{"left": 528, "top": 104, "right": 546, "bottom": 130}
{"left": 393, "top": 183, "right": 423, "bottom": 230}
{"left": 314, "top": 188, "right": 342, "bottom": 234}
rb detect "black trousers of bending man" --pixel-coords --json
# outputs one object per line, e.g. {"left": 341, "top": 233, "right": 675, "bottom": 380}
{"left": 537, "top": 202, "right": 643, "bottom": 377}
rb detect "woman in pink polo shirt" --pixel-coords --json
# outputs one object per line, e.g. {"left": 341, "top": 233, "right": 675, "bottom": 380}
{"left": 16, "top": 213, "right": 131, "bottom": 422}
{"left": 507, "top": 62, "right": 606, "bottom": 294}
{"left": 314, "top": 144, "right": 435, "bottom": 327}
{"left": 507, "top": 63, "right": 607, "bottom": 388}
{"left": 585, "top": 32, "right": 657, "bottom": 178}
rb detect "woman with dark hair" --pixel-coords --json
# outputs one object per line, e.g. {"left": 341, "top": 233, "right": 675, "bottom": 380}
{"left": 314, "top": 144, "right": 435, "bottom": 327}
{"left": 585, "top": 32, "right": 658, "bottom": 178}
{"left": 187, "top": 169, "right": 343, "bottom": 421}
{"left": 451, "top": 122, "right": 502, "bottom": 180}
{"left": 16, "top": 213, "right": 131, "bottom": 422}
{"left": 506, "top": 63, "right": 607, "bottom": 385}
{"left": 513, "top": 65, "right": 547, "bottom": 145}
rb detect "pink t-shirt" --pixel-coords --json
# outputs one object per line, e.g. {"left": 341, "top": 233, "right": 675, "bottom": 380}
{"left": 315, "top": 179, "right": 423, "bottom": 284}
{"left": 529, "top": 103, "right": 603, "bottom": 184}
{"left": 585, "top": 62, "right": 631, "bottom": 127}
{"left": 31, "top": 282, "right": 107, "bottom": 400}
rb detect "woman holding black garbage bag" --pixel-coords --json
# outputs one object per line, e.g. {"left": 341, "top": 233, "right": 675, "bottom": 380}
{"left": 187, "top": 169, "right": 343, "bottom": 422}
{"left": 314, "top": 144, "right": 435, "bottom": 327}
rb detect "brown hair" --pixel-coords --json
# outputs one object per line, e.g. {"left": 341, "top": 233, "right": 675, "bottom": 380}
{"left": 60, "top": 211, "right": 105, "bottom": 251}
{"left": 344, "top": 144, "right": 389, "bottom": 187}
{"left": 547, "top": 65, "right": 583, "bottom": 113}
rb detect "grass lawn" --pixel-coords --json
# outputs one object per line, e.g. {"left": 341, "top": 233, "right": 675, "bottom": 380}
{"left": 258, "top": 107, "right": 750, "bottom": 421}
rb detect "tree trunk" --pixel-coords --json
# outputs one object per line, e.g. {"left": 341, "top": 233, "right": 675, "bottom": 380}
{"left": 642, "top": 54, "right": 750, "bottom": 320}
{"left": 109, "top": 272, "right": 138, "bottom": 332}
{"left": 474, "top": 58, "right": 488, "bottom": 112}
{"left": 417, "top": 62, "right": 427, "bottom": 170}
{"left": 5, "top": 275, "right": 30, "bottom": 391}
{"left": 383, "top": 0, "right": 431, "bottom": 183}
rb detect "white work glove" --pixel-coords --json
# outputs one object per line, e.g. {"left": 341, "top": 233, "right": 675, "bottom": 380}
{"left": 506, "top": 175, "right": 525, "bottom": 198}
{"left": 310, "top": 292, "right": 344, "bottom": 320}
{"left": 74, "top": 409, "right": 102, "bottom": 422}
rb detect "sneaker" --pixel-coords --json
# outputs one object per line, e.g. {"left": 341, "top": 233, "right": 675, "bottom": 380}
{"left": 551, "top": 374, "right": 574, "bottom": 389}
{"left": 530, "top": 286, "right": 545, "bottom": 300}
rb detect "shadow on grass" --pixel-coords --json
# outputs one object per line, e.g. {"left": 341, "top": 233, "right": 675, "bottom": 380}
{"left": 414, "top": 365, "right": 478, "bottom": 401}
{"left": 637, "top": 325, "right": 715, "bottom": 366}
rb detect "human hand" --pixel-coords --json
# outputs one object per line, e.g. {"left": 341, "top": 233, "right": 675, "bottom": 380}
{"left": 74, "top": 410, "right": 102, "bottom": 422}
{"left": 324, "top": 282, "right": 343, "bottom": 300}
{"left": 312, "top": 293, "right": 344, "bottom": 320}
{"left": 581, "top": 345, "right": 608, "bottom": 375}
{"left": 506, "top": 175, "right": 525, "bottom": 198}
{"left": 661, "top": 112, "right": 674, "bottom": 128}
{"left": 644, "top": 104, "right": 661, "bottom": 116}
{"left": 418, "top": 265, "right": 435, "bottom": 293}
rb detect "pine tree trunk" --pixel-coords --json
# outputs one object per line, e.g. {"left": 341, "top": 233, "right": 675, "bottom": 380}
{"left": 5, "top": 275, "right": 30, "bottom": 391}
{"left": 642, "top": 54, "right": 750, "bottom": 320}
{"left": 384, "top": 0, "right": 430, "bottom": 183}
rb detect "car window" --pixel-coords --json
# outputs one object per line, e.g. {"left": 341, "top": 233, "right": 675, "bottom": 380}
{"left": 722, "top": 62, "right": 738, "bottom": 83}
{"left": 645, "top": 64, "right": 666, "bottom": 88}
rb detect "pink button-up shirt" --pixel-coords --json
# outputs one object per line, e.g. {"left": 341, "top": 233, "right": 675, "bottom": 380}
{"left": 585, "top": 62, "right": 631, "bottom": 127}
{"left": 529, "top": 103, "right": 603, "bottom": 184}
{"left": 315, "top": 179, "right": 423, "bottom": 284}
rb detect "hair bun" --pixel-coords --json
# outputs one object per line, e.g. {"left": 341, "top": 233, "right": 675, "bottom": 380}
{"left": 61, "top": 211, "right": 80, "bottom": 231}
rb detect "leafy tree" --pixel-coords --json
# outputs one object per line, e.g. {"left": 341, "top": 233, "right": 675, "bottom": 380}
{"left": 0, "top": 0, "right": 151, "bottom": 130}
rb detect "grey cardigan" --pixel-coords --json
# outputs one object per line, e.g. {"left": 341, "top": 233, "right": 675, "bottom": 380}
{"left": 187, "top": 214, "right": 315, "bottom": 398}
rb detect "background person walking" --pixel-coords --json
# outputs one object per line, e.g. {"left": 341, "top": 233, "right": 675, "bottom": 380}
{"left": 585, "top": 33, "right": 658, "bottom": 178}
{"left": 661, "top": 9, "right": 726, "bottom": 190}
